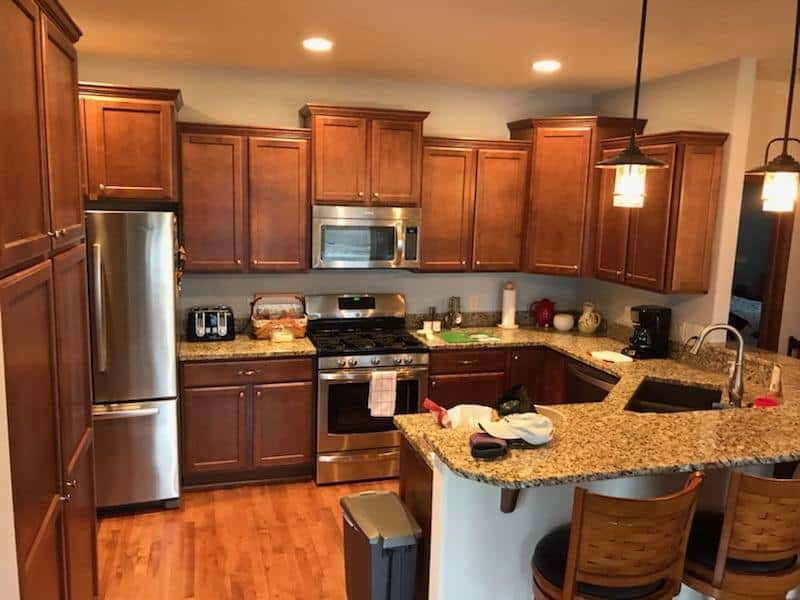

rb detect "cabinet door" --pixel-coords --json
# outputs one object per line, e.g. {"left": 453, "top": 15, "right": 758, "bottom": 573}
{"left": 0, "top": 261, "right": 62, "bottom": 574}
{"left": 312, "top": 115, "right": 367, "bottom": 204}
{"left": 537, "top": 349, "right": 566, "bottom": 405}
{"left": 181, "top": 133, "right": 245, "bottom": 272}
{"left": 419, "top": 147, "right": 475, "bottom": 272}
{"left": 183, "top": 386, "right": 248, "bottom": 473}
{"left": 595, "top": 148, "right": 630, "bottom": 283}
{"left": 20, "top": 504, "right": 65, "bottom": 600}
{"left": 83, "top": 97, "right": 175, "bottom": 201}
{"left": 625, "top": 144, "right": 676, "bottom": 291}
{"left": 429, "top": 372, "right": 506, "bottom": 409}
{"left": 525, "top": 127, "right": 592, "bottom": 276}
{"left": 0, "top": 0, "right": 51, "bottom": 273}
{"left": 472, "top": 149, "right": 527, "bottom": 271}
{"left": 248, "top": 137, "right": 309, "bottom": 271}
{"left": 63, "top": 439, "right": 97, "bottom": 600}
{"left": 506, "top": 347, "right": 543, "bottom": 404}
{"left": 252, "top": 382, "right": 313, "bottom": 468}
{"left": 41, "top": 15, "right": 83, "bottom": 251}
{"left": 370, "top": 119, "right": 422, "bottom": 206}
{"left": 53, "top": 244, "right": 92, "bottom": 471}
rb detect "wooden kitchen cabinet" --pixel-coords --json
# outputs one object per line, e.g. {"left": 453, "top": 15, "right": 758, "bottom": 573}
{"left": 506, "top": 347, "right": 544, "bottom": 403}
{"left": 248, "top": 136, "right": 309, "bottom": 271}
{"left": 80, "top": 82, "right": 182, "bottom": 202}
{"left": 178, "top": 123, "right": 311, "bottom": 273}
{"left": 1, "top": 0, "right": 51, "bottom": 275}
{"left": 420, "top": 138, "right": 530, "bottom": 273}
{"left": 180, "top": 132, "right": 245, "bottom": 272}
{"left": 180, "top": 357, "right": 315, "bottom": 487}
{"left": 183, "top": 386, "right": 249, "bottom": 474}
{"left": 472, "top": 148, "right": 528, "bottom": 271}
{"left": 596, "top": 131, "right": 727, "bottom": 293}
{"left": 252, "top": 382, "right": 314, "bottom": 468}
{"left": 0, "top": 261, "right": 63, "bottom": 593}
{"left": 419, "top": 146, "right": 475, "bottom": 271}
{"left": 508, "top": 116, "right": 645, "bottom": 276}
{"left": 62, "top": 438, "right": 97, "bottom": 600}
{"left": 429, "top": 372, "right": 506, "bottom": 409}
{"left": 301, "top": 104, "right": 428, "bottom": 206}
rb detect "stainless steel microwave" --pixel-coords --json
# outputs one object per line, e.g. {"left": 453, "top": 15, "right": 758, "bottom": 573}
{"left": 312, "top": 205, "right": 420, "bottom": 269}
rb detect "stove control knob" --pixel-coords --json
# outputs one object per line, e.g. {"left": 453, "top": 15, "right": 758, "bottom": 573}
{"left": 403, "top": 356, "right": 414, "bottom": 365}
{"left": 371, "top": 357, "right": 381, "bottom": 365}
{"left": 337, "top": 359, "right": 346, "bottom": 368}
{"left": 393, "top": 357, "right": 402, "bottom": 365}
{"left": 347, "top": 358, "right": 359, "bottom": 367}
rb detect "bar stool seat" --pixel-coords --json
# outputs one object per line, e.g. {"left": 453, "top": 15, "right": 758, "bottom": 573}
{"left": 532, "top": 472, "right": 704, "bottom": 600}
{"left": 532, "top": 524, "right": 665, "bottom": 599}
{"left": 687, "top": 512, "right": 797, "bottom": 574}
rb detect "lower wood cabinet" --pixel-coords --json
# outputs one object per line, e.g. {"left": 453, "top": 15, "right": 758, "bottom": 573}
{"left": 63, "top": 438, "right": 97, "bottom": 600}
{"left": 399, "top": 436, "right": 433, "bottom": 600}
{"left": 429, "top": 372, "right": 506, "bottom": 409}
{"left": 181, "top": 358, "right": 314, "bottom": 487}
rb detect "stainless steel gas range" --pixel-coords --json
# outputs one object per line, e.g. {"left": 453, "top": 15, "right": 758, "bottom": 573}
{"left": 306, "top": 294, "right": 429, "bottom": 484}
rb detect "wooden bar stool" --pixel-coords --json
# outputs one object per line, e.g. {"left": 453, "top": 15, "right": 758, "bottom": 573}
{"left": 532, "top": 472, "right": 704, "bottom": 600}
{"left": 682, "top": 471, "right": 800, "bottom": 599}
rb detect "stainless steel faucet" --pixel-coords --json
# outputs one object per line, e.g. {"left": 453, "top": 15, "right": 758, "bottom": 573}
{"left": 689, "top": 323, "right": 745, "bottom": 407}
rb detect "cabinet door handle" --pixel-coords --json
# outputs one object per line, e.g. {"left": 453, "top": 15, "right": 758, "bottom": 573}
{"left": 513, "top": 354, "right": 519, "bottom": 360}
{"left": 47, "top": 231, "right": 56, "bottom": 238}
{"left": 461, "top": 260, "right": 466, "bottom": 265}
{"left": 98, "top": 183, "right": 106, "bottom": 195}
{"left": 238, "top": 369, "right": 259, "bottom": 376}
{"left": 357, "top": 192, "right": 364, "bottom": 198}
{"left": 59, "top": 493, "right": 71, "bottom": 503}
{"left": 65, "top": 479, "right": 78, "bottom": 488}
{"left": 236, "top": 259, "right": 242, "bottom": 265}
{"left": 373, "top": 192, "right": 379, "bottom": 198}
{"left": 256, "top": 391, "right": 262, "bottom": 397}
{"left": 431, "top": 380, "right": 436, "bottom": 387}
{"left": 239, "top": 391, "right": 245, "bottom": 398}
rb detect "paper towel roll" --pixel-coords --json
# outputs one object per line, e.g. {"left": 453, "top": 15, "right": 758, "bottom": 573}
{"left": 500, "top": 282, "right": 516, "bottom": 329}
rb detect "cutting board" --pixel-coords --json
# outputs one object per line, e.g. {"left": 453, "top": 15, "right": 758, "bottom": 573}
{"left": 438, "top": 331, "right": 495, "bottom": 343}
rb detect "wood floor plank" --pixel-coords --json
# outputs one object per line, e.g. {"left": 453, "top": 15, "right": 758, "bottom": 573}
{"left": 97, "top": 480, "right": 398, "bottom": 599}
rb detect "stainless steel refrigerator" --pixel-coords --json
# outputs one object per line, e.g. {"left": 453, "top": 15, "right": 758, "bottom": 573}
{"left": 87, "top": 210, "right": 180, "bottom": 509}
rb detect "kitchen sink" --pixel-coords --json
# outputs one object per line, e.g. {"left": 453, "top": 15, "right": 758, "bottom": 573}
{"left": 624, "top": 379, "right": 723, "bottom": 414}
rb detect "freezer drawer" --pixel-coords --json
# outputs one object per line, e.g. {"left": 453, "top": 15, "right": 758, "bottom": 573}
{"left": 93, "top": 399, "right": 180, "bottom": 508}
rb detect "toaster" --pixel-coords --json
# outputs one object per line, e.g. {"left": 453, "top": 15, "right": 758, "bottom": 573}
{"left": 186, "top": 306, "right": 236, "bottom": 342}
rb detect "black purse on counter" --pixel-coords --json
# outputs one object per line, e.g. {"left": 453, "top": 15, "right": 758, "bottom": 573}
{"left": 496, "top": 384, "right": 534, "bottom": 416}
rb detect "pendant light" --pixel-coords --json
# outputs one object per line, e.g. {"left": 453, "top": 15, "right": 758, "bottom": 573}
{"left": 596, "top": 0, "right": 667, "bottom": 208}
{"left": 747, "top": 0, "right": 800, "bottom": 213}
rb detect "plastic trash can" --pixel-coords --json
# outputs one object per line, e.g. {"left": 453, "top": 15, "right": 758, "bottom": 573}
{"left": 341, "top": 490, "right": 422, "bottom": 600}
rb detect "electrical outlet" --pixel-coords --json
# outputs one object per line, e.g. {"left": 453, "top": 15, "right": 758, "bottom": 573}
{"left": 467, "top": 295, "right": 479, "bottom": 311}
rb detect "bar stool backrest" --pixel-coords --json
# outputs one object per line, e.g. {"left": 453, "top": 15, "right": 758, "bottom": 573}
{"left": 562, "top": 472, "right": 704, "bottom": 599}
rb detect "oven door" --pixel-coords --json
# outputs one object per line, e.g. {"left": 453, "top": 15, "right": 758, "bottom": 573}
{"left": 317, "top": 366, "right": 428, "bottom": 452}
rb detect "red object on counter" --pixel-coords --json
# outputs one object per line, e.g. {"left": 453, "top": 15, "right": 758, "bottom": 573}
{"left": 531, "top": 298, "right": 555, "bottom": 327}
{"left": 423, "top": 398, "right": 451, "bottom": 427}
{"left": 753, "top": 397, "right": 780, "bottom": 408}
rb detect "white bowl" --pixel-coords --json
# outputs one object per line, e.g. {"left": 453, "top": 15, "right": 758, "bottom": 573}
{"left": 553, "top": 313, "right": 575, "bottom": 331}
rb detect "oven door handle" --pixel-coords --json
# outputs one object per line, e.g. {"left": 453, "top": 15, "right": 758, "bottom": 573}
{"left": 319, "top": 367, "right": 428, "bottom": 382}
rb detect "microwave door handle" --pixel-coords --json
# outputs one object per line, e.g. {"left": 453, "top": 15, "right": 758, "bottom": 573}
{"left": 92, "top": 243, "right": 108, "bottom": 373}
{"left": 396, "top": 223, "right": 405, "bottom": 264}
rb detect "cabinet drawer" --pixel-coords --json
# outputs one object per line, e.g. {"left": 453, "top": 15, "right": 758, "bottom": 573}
{"left": 182, "top": 358, "right": 313, "bottom": 387}
{"left": 429, "top": 349, "right": 506, "bottom": 374}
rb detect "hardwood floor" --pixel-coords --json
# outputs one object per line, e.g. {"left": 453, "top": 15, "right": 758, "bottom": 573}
{"left": 97, "top": 479, "right": 399, "bottom": 600}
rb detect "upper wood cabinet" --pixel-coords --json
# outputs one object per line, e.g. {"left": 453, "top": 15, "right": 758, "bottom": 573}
{"left": 79, "top": 82, "right": 182, "bottom": 202}
{"left": 1, "top": 0, "right": 51, "bottom": 275}
{"left": 301, "top": 104, "right": 428, "bottom": 206}
{"left": 508, "top": 116, "right": 646, "bottom": 277}
{"left": 180, "top": 132, "right": 245, "bottom": 272}
{"left": 420, "top": 146, "right": 475, "bottom": 271}
{"left": 595, "top": 131, "right": 727, "bottom": 294}
{"left": 248, "top": 136, "right": 309, "bottom": 271}
{"left": 178, "top": 123, "right": 311, "bottom": 273}
{"left": 419, "top": 137, "right": 529, "bottom": 273}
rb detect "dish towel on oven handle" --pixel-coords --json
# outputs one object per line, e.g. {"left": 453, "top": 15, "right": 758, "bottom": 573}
{"left": 369, "top": 370, "right": 397, "bottom": 417}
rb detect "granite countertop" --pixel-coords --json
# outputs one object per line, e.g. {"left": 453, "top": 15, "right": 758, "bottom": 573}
{"left": 396, "top": 326, "right": 800, "bottom": 489}
{"left": 178, "top": 334, "right": 317, "bottom": 362}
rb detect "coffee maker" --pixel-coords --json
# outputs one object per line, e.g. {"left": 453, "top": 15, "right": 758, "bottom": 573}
{"left": 622, "top": 305, "right": 671, "bottom": 359}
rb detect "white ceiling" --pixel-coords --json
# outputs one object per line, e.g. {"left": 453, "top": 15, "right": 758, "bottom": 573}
{"left": 64, "top": 0, "right": 797, "bottom": 90}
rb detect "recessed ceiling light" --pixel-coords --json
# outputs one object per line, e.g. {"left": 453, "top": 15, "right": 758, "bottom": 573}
{"left": 532, "top": 59, "right": 561, "bottom": 73}
{"left": 303, "top": 37, "right": 333, "bottom": 52}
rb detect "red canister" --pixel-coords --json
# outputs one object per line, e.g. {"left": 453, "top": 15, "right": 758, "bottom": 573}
{"left": 531, "top": 298, "right": 555, "bottom": 327}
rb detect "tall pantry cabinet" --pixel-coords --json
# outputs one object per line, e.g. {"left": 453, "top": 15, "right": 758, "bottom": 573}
{"left": 0, "top": 0, "right": 97, "bottom": 598}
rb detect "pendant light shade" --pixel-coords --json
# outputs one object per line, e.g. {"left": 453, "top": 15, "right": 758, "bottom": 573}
{"left": 748, "top": 0, "right": 800, "bottom": 213}
{"left": 595, "top": 0, "right": 667, "bottom": 208}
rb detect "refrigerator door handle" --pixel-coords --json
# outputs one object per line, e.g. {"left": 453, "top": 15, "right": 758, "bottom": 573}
{"left": 92, "top": 243, "right": 108, "bottom": 373}
{"left": 93, "top": 407, "right": 160, "bottom": 420}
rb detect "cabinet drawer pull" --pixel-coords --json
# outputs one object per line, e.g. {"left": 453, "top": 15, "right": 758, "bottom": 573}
{"left": 98, "top": 183, "right": 106, "bottom": 193}
{"left": 256, "top": 391, "right": 262, "bottom": 397}
{"left": 431, "top": 380, "right": 436, "bottom": 386}
{"left": 239, "top": 391, "right": 245, "bottom": 398}
{"left": 457, "top": 359, "right": 478, "bottom": 365}
{"left": 513, "top": 354, "right": 519, "bottom": 360}
{"left": 238, "top": 369, "right": 259, "bottom": 376}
